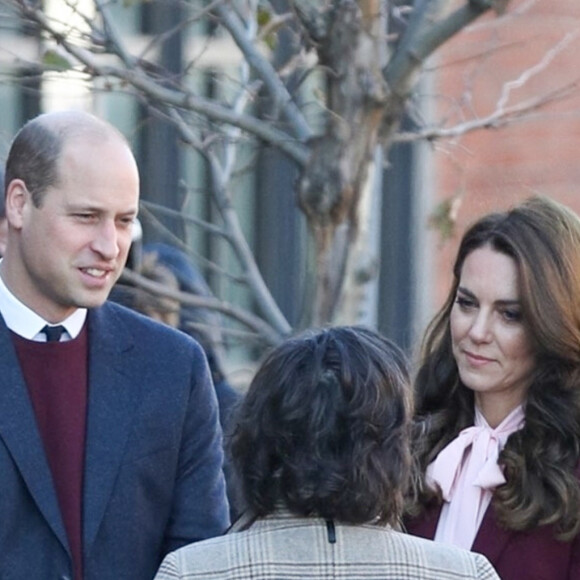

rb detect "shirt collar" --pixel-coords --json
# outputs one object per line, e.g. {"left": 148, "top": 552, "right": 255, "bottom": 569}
{"left": 0, "top": 267, "right": 87, "bottom": 340}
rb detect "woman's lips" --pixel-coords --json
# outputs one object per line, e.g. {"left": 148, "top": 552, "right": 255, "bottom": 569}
{"left": 463, "top": 350, "right": 494, "bottom": 366}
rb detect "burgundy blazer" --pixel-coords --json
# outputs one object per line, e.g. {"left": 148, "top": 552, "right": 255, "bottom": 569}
{"left": 405, "top": 502, "right": 580, "bottom": 580}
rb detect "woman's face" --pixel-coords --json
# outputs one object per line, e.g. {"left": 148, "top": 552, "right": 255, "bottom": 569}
{"left": 450, "top": 245, "right": 535, "bottom": 424}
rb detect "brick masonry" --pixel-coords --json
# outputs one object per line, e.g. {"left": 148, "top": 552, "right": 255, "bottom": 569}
{"left": 428, "top": 0, "right": 580, "bottom": 307}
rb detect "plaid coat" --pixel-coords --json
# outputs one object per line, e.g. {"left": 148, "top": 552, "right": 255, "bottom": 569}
{"left": 155, "top": 511, "right": 499, "bottom": 579}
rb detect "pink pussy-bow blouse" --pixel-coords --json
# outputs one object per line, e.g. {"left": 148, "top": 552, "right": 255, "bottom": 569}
{"left": 426, "top": 404, "right": 525, "bottom": 550}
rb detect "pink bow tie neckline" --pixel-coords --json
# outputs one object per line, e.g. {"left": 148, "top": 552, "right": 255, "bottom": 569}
{"left": 426, "top": 405, "right": 525, "bottom": 502}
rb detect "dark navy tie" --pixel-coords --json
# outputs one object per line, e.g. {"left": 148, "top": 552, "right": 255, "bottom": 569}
{"left": 42, "top": 324, "right": 66, "bottom": 342}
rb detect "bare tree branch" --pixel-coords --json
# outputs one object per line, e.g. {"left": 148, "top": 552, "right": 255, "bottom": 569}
{"left": 5, "top": 0, "right": 570, "bottom": 354}
{"left": 384, "top": 0, "right": 500, "bottom": 100}
{"left": 395, "top": 81, "right": 579, "bottom": 142}
{"left": 169, "top": 108, "right": 293, "bottom": 336}
{"left": 119, "top": 268, "right": 284, "bottom": 346}
{"left": 93, "top": 0, "right": 136, "bottom": 67}
{"left": 213, "top": 1, "right": 312, "bottom": 141}
{"left": 496, "top": 31, "right": 578, "bottom": 112}
{"left": 396, "top": 30, "right": 579, "bottom": 143}
{"left": 13, "top": 0, "right": 310, "bottom": 165}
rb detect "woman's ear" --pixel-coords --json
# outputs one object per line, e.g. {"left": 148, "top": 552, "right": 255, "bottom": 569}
{"left": 5, "top": 179, "right": 30, "bottom": 230}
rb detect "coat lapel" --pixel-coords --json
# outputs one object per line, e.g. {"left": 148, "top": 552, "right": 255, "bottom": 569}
{"left": 0, "top": 321, "right": 69, "bottom": 552}
{"left": 471, "top": 503, "right": 514, "bottom": 563}
{"left": 83, "top": 305, "right": 139, "bottom": 552}
{"left": 406, "top": 500, "right": 513, "bottom": 565}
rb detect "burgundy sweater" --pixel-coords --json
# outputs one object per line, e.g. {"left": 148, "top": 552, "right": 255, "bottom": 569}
{"left": 13, "top": 326, "right": 89, "bottom": 580}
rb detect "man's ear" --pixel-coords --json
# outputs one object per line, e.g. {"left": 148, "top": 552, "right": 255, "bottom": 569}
{"left": 5, "top": 179, "right": 31, "bottom": 230}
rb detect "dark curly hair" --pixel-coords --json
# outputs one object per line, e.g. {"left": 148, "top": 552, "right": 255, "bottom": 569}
{"left": 230, "top": 325, "right": 413, "bottom": 527}
{"left": 410, "top": 196, "right": 580, "bottom": 540}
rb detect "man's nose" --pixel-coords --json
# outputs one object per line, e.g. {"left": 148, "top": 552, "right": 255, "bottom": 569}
{"left": 91, "top": 220, "right": 120, "bottom": 259}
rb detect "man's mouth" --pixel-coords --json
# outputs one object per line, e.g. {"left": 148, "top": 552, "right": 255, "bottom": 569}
{"left": 82, "top": 268, "right": 111, "bottom": 278}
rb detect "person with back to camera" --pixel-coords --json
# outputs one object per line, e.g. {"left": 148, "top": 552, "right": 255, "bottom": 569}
{"left": 405, "top": 196, "right": 580, "bottom": 579}
{"left": 155, "top": 325, "right": 500, "bottom": 580}
{"left": 0, "top": 110, "right": 229, "bottom": 579}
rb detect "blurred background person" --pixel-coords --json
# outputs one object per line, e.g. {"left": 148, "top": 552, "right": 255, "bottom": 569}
{"left": 405, "top": 196, "right": 580, "bottom": 580}
{"left": 124, "top": 250, "right": 181, "bottom": 326}
{"left": 156, "top": 326, "right": 499, "bottom": 580}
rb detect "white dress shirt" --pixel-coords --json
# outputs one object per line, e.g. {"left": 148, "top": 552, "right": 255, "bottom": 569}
{"left": 0, "top": 269, "right": 87, "bottom": 341}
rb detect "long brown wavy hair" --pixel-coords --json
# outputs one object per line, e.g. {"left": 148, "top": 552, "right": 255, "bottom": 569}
{"left": 410, "top": 196, "right": 580, "bottom": 540}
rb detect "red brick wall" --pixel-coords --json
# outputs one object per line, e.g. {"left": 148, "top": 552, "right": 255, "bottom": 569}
{"left": 429, "top": 0, "right": 580, "bottom": 308}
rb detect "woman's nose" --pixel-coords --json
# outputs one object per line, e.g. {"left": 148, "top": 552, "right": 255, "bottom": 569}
{"left": 468, "top": 312, "right": 492, "bottom": 342}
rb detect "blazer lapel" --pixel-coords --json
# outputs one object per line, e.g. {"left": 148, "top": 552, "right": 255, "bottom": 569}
{"left": 0, "top": 322, "right": 69, "bottom": 551}
{"left": 406, "top": 500, "right": 513, "bottom": 565}
{"left": 83, "top": 305, "right": 139, "bottom": 552}
{"left": 471, "top": 503, "right": 513, "bottom": 562}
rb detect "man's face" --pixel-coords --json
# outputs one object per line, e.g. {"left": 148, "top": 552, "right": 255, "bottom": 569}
{"left": 5, "top": 135, "right": 139, "bottom": 322}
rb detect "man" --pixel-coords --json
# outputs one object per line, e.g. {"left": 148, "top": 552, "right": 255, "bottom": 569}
{"left": 0, "top": 110, "right": 229, "bottom": 579}
{"left": 156, "top": 326, "right": 499, "bottom": 580}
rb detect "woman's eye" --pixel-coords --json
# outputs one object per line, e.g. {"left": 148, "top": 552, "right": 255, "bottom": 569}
{"left": 502, "top": 309, "right": 522, "bottom": 322}
{"left": 455, "top": 296, "right": 475, "bottom": 309}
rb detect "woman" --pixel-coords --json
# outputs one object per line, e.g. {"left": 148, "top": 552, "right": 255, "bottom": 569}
{"left": 156, "top": 326, "right": 499, "bottom": 580}
{"left": 405, "top": 196, "right": 580, "bottom": 579}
